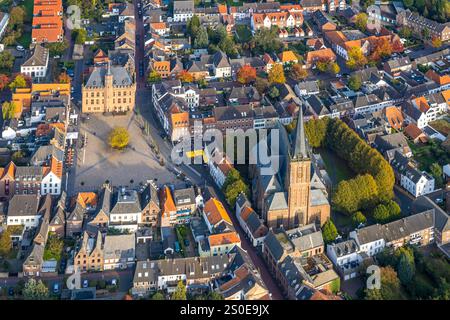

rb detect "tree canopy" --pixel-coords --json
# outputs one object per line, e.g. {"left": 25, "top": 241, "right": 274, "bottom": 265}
{"left": 108, "top": 127, "right": 130, "bottom": 150}
{"left": 322, "top": 219, "right": 338, "bottom": 244}
{"left": 23, "top": 278, "right": 49, "bottom": 300}
{"left": 171, "top": 281, "right": 187, "bottom": 300}
{"left": 237, "top": 65, "right": 256, "bottom": 84}
{"left": 268, "top": 64, "right": 286, "bottom": 84}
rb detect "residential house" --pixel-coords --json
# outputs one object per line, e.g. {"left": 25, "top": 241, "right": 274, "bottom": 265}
{"left": 173, "top": 186, "right": 197, "bottom": 223}
{"left": 32, "top": 0, "right": 64, "bottom": 43}
{"left": 397, "top": 10, "right": 450, "bottom": 42}
{"left": 109, "top": 187, "right": 142, "bottom": 232}
{"left": 312, "top": 10, "right": 336, "bottom": 32}
{"left": 103, "top": 233, "right": 136, "bottom": 270}
{"left": 305, "top": 48, "right": 336, "bottom": 69}
{"left": 139, "top": 181, "right": 160, "bottom": 226}
{"left": 208, "top": 231, "right": 241, "bottom": 256}
{"left": 74, "top": 230, "right": 104, "bottom": 272}
{"left": 391, "top": 151, "right": 435, "bottom": 198}
{"left": 403, "top": 94, "right": 448, "bottom": 129}
{"left": 412, "top": 196, "right": 450, "bottom": 256}
{"left": 404, "top": 123, "right": 427, "bottom": 144}
{"left": 41, "top": 156, "right": 63, "bottom": 195}
{"left": 20, "top": 44, "right": 49, "bottom": 80}
{"left": 350, "top": 211, "right": 434, "bottom": 255}
{"left": 173, "top": 0, "right": 195, "bottom": 22}
{"left": 235, "top": 193, "right": 268, "bottom": 247}
{"left": 6, "top": 194, "right": 41, "bottom": 229}
{"left": 326, "top": 239, "right": 364, "bottom": 280}
{"left": 383, "top": 57, "right": 412, "bottom": 78}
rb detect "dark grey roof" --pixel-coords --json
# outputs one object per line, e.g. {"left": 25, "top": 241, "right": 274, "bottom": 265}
{"left": 290, "top": 107, "right": 308, "bottom": 159}
{"left": 85, "top": 65, "right": 133, "bottom": 88}
{"left": 111, "top": 188, "right": 142, "bottom": 214}
{"left": 213, "top": 105, "right": 253, "bottom": 122}
{"left": 140, "top": 181, "right": 159, "bottom": 208}
{"left": 22, "top": 44, "right": 48, "bottom": 67}
{"left": 7, "top": 194, "right": 40, "bottom": 217}
{"left": 211, "top": 51, "right": 230, "bottom": 69}
{"left": 329, "top": 239, "right": 359, "bottom": 257}
{"left": 353, "top": 224, "right": 385, "bottom": 245}
{"left": 263, "top": 230, "right": 285, "bottom": 262}
{"left": 412, "top": 196, "right": 450, "bottom": 233}
{"left": 382, "top": 212, "right": 433, "bottom": 243}
{"left": 174, "top": 0, "right": 194, "bottom": 13}
{"left": 103, "top": 234, "right": 135, "bottom": 260}
{"left": 173, "top": 187, "right": 196, "bottom": 206}
{"left": 266, "top": 191, "right": 288, "bottom": 211}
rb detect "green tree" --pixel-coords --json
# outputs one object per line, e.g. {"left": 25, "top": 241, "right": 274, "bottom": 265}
{"left": 355, "top": 13, "right": 368, "bottom": 32}
{"left": 208, "top": 291, "right": 224, "bottom": 300}
{"left": 46, "top": 40, "right": 69, "bottom": 57}
{"left": 9, "top": 7, "right": 25, "bottom": 26}
{"left": 11, "top": 150, "right": 26, "bottom": 164}
{"left": 43, "top": 234, "right": 64, "bottom": 261}
{"left": 251, "top": 28, "right": 283, "bottom": 54}
{"left": 372, "top": 204, "right": 390, "bottom": 223}
{"left": 430, "top": 162, "right": 443, "bottom": 187}
{"left": 219, "top": 36, "right": 238, "bottom": 57}
{"left": 254, "top": 77, "right": 269, "bottom": 95}
{"left": 385, "top": 200, "right": 401, "bottom": 218}
{"left": 0, "top": 229, "right": 12, "bottom": 256}
{"left": 23, "top": 278, "right": 49, "bottom": 300}
{"left": 351, "top": 211, "right": 367, "bottom": 227}
{"left": 187, "top": 15, "right": 200, "bottom": 38}
{"left": 2, "top": 101, "right": 15, "bottom": 120}
{"left": 0, "top": 51, "right": 15, "bottom": 71}
{"left": 225, "top": 179, "right": 250, "bottom": 207}
{"left": 322, "top": 219, "right": 338, "bottom": 244}
{"left": 73, "top": 29, "right": 87, "bottom": 45}
{"left": 194, "top": 26, "right": 209, "bottom": 49}
{"left": 403, "top": 0, "right": 414, "bottom": 8}
{"left": 151, "top": 292, "right": 165, "bottom": 300}
{"left": 397, "top": 250, "right": 415, "bottom": 285}
{"left": 268, "top": 86, "right": 280, "bottom": 99}
{"left": 108, "top": 127, "right": 130, "bottom": 150}
{"left": 346, "top": 47, "right": 368, "bottom": 70}
{"left": 268, "top": 64, "right": 286, "bottom": 84}
{"left": 348, "top": 75, "right": 362, "bottom": 91}
{"left": 365, "top": 266, "right": 402, "bottom": 300}
{"left": 171, "top": 281, "right": 187, "bottom": 300}
{"left": 147, "top": 70, "right": 162, "bottom": 84}
{"left": 9, "top": 75, "right": 27, "bottom": 90}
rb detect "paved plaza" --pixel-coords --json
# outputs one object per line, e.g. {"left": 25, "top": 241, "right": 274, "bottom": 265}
{"left": 75, "top": 112, "right": 178, "bottom": 191}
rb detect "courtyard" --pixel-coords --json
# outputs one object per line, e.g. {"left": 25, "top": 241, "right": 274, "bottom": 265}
{"left": 74, "top": 112, "right": 178, "bottom": 192}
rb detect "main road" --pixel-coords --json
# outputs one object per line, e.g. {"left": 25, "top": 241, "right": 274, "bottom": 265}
{"left": 132, "top": 0, "right": 283, "bottom": 299}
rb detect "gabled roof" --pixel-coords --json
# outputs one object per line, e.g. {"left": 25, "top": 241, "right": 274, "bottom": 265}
{"left": 22, "top": 44, "right": 49, "bottom": 67}
{"left": 208, "top": 231, "right": 240, "bottom": 247}
{"left": 204, "top": 197, "right": 231, "bottom": 226}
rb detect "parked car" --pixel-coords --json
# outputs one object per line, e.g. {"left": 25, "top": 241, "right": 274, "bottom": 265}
{"left": 110, "top": 279, "right": 117, "bottom": 286}
{"left": 83, "top": 280, "right": 89, "bottom": 288}
{"left": 175, "top": 241, "right": 180, "bottom": 253}
{"left": 8, "top": 287, "right": 14, "bottom": 296}
{"left": 184, "top": 239, "right": 190, "bottom": 247}
{"left": 53, "top": 283, "right": 60, "bottom": 294}
{"left": 16, "top": 45, "right": 24, "bottom": 51}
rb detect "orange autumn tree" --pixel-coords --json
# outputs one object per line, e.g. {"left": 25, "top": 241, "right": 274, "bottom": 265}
{"left": 268, "top": 63, "right": 286, "bottom": 84}
{"left": 431, "top": 37, "right": 442, "bottom": 48}
{"left": 177, "top": 70, "right": 194, "bottom": 83}
{"left": 237, "top": 65, "right": 256, "bottom": 84}
{"left": 369, "top": 38, "right": 393, "bottom": 62}
{"left": 0, "top": 74, "right": 10, "bottom": 91}
{"left": 57, "top": 72, "right": 71, "bottom": 83}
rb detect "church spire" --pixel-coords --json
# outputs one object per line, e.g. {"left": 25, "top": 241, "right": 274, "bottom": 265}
{"left": 291, "top": 106, "right": 308, "bottom": 159}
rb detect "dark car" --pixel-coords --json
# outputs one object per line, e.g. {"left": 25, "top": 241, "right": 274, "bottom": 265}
{"left": 184, "top": 239, "right": 189, "bottom": 247}
{"left": 8, "top": 287, "right": 14, "bottom": 296}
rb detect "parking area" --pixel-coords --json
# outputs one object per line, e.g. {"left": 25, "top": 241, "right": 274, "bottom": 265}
{"left": 74, "top": 112, "right": 178, "bottom": 192}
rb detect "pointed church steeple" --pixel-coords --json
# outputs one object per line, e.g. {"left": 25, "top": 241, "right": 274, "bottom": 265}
{"left": 291, "top": 107, "right": 308, "bottom": 160}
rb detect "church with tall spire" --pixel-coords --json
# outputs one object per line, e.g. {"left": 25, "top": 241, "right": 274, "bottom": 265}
{"left": 252, "top": 109, "right": 330, "bottom": 230}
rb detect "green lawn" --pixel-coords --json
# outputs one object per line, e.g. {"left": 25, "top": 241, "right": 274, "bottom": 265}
{"left": 317, "top": 148, "right": 355, "bottom": 186}
{"left": 16, "top": 32, "right": 31, "bottom": 48}
{"left": 23, "top": 0, "right": 34, "bottom": 23}
{"left": 408, "top": 140, "right": 450, "bottom": 172}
